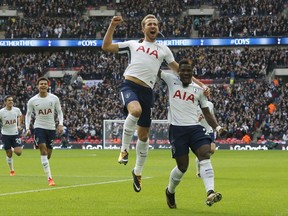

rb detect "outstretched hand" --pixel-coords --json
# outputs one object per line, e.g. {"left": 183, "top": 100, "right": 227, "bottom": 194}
{"left": 218, "top": 127, "right": 228, "bottom": 138}
{"left": 203, "top": 86, "right": 211, "bottom": 97}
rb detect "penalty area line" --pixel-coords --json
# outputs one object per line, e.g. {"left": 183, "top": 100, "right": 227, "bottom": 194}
{"left": 0, "top": 177, "right": 152, "bottom": 197}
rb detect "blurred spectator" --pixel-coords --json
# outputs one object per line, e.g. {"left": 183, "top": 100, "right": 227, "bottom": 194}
{"left": 242, "top": 133, "right": 252, "bottom": 144}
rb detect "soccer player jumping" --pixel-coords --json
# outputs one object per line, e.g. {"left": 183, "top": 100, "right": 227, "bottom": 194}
{"left": 102, "top": 15, "right": 210, "bottom": 192}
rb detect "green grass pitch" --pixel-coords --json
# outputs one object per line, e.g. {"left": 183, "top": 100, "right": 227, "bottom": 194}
{"left": 0, "top": 149, "right": 287, "bottom": 216}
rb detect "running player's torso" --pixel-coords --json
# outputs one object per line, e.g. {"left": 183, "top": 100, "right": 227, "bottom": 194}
{"left": 0, "top": 107, "right": 21, "bottom": 135}
{"left": 28, "top": 93, "right": 58, "bottom": 130}
{"left": 118, "top": 40, "right": 174, "bottom": 88}
{"left": 161, "top": 72, "right": 208, "bottom": 126}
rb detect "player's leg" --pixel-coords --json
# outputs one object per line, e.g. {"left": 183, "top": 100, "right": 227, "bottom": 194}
{"left": 166, "top": 125, "right": 190, "bottom": 209}
{"left": 195, "top": 143, "right": 221, "bottom": 206}
{"left": 119, "top": 82, "right": 141, "bottom": 164}
{"left": 119, "top": 101, "right": 141, "bottom": 165}
{"left": 210, "top": 142, "right": 216, "bottom": 155}
{"left": 5, "top": 149, "right": 14, "bottom": 176}
{"left": 3, "top": 135, "right": 16, "bottom": 176}
{"left": 131, "top": 88, "right": 154, "bottom": 192}
{"left": 131, "top": 126, "right": 149, "bottom": 192}
{"left": 196, "top": 142, "right": 215, "bottom": 178}
{"left": 35, "top": 128, "right": 55, "bottom": 186}
{"left": 195, "top": 156, "right": 201, "bottom": 177}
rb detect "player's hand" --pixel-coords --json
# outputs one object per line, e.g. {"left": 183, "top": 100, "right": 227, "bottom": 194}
{"left": 111, "top": 16, "right": 123, "bottom": 26}
{"left": 218, "top": 127, "right": 228, "bottom": 138}
{"left": 57, "top": 125, "right": 64, "bottom": 135}
{"left": 203, "top": 85, "right": 211, "bottom": 97}
{"left": 198, "top": 114, "right": 204, "bottom": 122}
{"left": 26, "top": 129, "right": 31, "bottom": 137}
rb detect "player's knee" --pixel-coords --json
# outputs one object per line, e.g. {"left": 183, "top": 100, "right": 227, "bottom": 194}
{"left": 177, "top": 166, "right": 188, "bottom": 173}
{"left": 128, "top": 107, "right": 142, "bottom": 118}
{"left": 15, "top": 152, "right": 22, "bottom": 156}
{"left": 210, "top": 143, "right": 216, "bottom": 155}
{"left": 198, "top": 151, "right": 211, "bottom": 161}
{"left": 6, "top": 152, "right": 12, "bottom": 158}
{"left": 138, "top": 134, "right": 149, "bottom": 142}
{"left": 137, "top": 129, "right": 149, "bottom": 142}
{"left": 210, "top": 148, "right": 215, "bottom": 155}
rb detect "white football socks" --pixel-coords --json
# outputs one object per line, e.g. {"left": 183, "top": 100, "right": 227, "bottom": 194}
{"left": 41, "top": 155, "right": 52, "bottom": 179}
{"left": 6, "top": 156, "right": 14, "bottom": 171}
{"left": 200, "top": 159, "right": 214, "bottom": 193}
{"left": 168, "top": 166, "right": 184, "bottom": 194}
{"left": 121, "top": 114, "right": 139, "bottom": 152}
{"left": 134, "top": 139, "right": 149, "bottom": 175}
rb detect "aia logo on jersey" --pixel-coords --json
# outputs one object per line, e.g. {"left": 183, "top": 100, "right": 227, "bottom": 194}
{"left": 38, "top": 108, "right": 52, "bottom": 115}
{"left": 136, "top": 46, "right": 158, "bottom": 59}
{"left": 4, "top": 119, "right": 16, "bottom": 125}
{"left": 173, "top": 90, "right": 194, "bottom": 103}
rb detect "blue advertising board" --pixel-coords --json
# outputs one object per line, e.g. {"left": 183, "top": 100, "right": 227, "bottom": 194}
{"left": 0, "top": 37, "right": 286, "bottom": 47}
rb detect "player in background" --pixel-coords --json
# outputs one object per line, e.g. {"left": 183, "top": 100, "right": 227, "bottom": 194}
{"left": 25, "top": 77, "right": 64, "bottom": 186}
{"left": 102, "top": 14, "right": 210, "bottom": 193}
{"left": 195, "top": 101, "right": 217, "bottom": 178}
{"left": 0, "top": 95, "right": 23, "bottom": 176}
{"left": 159, "top": 59, "right": 226, "bottom": 208}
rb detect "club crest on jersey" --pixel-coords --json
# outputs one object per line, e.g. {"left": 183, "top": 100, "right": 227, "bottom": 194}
{"left": 173, "top": 90, "right": 194, "bottom": 103}
{"left": 136, "top": 46, "right": 158, "bottom": 59}
{"left": 193, "top": 88, "right": 199, "bottom": 93}
{"left": 125, "top": 92, "right": 131, "bottom": 99}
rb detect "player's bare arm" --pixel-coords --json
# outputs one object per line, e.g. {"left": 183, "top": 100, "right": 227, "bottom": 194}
{"left": 167, "top": 61, "right": 179, "bottom": 73}
{"left": 101, "top": 16, "right": 123, "bottom": 53}
{"left": 17, "top": 115, "right": 22, "bottom": 131}
{"left": 202, "top": 107, "right": 227, "bottom": 137}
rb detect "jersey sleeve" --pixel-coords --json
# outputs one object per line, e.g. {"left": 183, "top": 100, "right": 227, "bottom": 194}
{"left": 117, "top": 40, "right": 134, "bottom": 54}
{"left": 198, "top": 90, "right": 208, "bottom": 109}
{"left": 25, "top": 99, "right": 33, "bottom": 130}
{"left": 160, "top": 71, "right": 175, "bottom": 87}
{"left": 163, "top": 45, "right": 175, "bottom": 64}
{"left": 54, "top": 96, "right": 64, "bottom": 126}
{"left": 16, "top": 107, "right": 22, "bottom": 117}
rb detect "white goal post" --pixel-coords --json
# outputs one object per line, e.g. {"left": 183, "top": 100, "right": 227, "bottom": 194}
{"left": 103, "top": 119, "right": 170, "bottom": 149}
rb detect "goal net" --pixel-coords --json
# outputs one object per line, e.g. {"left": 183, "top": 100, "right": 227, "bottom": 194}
{"left": 103, "top": 119, "right": 170, "bottom": 149}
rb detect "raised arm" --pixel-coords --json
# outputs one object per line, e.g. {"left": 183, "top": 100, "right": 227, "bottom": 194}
{"left": 101, "top": 16, "right": 123, "bottom": 53}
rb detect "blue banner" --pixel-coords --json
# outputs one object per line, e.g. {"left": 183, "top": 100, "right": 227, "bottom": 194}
{"left": 0, "top": 37, "right": 286, "bottom": 47}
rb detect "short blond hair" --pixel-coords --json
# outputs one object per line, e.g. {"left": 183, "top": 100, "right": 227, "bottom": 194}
{"left": 141, "top": 14, "right": 157, "bottom": 28}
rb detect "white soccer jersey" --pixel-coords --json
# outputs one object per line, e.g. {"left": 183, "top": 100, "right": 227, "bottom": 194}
{"left": 118, "top": 40, "right": 175, "bottom": 88}
{"left": 197, "top": 101, "right": 214, "bottom": 133}
{"left": 0, "top": 107, "right": 22, "bottom": 135}
{"left": 161, "top": 71, "right": 208, "bottom": 126}
{"left": 25, "top": 93, "right": 63, "bottom": 130}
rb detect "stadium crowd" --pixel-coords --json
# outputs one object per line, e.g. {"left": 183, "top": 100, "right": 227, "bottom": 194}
{"left": 0, "top": 46, "right": 287, "bottom": 144}
{"left": 0, "top": 0, "right": 287, "bottom": 145}
{"left": 2, "top": 0, "right": 288, "bottom": 39}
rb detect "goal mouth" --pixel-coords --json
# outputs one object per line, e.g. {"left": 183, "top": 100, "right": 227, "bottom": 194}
{"left": 103, "top": 119, "right": 170, "bottom": 149}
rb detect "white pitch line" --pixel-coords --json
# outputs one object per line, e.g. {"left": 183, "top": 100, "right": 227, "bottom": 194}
{"left": 0, "top": 177, "right": 152, "bottom": 197}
